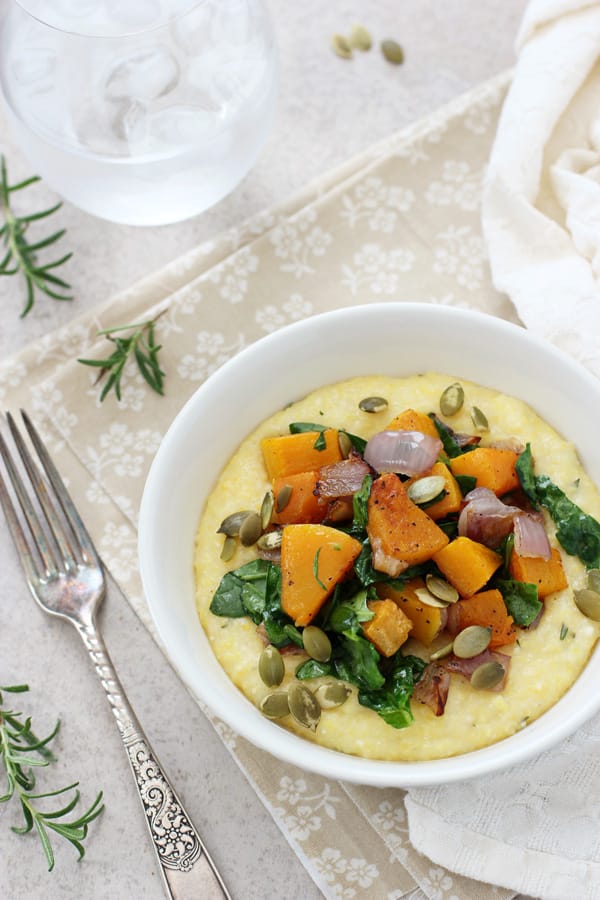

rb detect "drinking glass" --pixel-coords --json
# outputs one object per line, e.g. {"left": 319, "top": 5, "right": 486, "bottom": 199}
{"left": 0, "top": 0, "right": 278, "bottom": 225}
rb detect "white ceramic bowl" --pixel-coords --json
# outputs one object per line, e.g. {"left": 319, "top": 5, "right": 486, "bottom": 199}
{"left": 138, "top": 303, "right": 600, "bottom": 787}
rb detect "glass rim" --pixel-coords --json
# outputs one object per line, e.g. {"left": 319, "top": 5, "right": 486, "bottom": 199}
{"left": 12, "top": 0, "right": 209, "bottom": 39}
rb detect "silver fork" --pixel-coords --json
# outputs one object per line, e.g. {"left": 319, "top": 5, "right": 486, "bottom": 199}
{"left": 0, "top": 410, "right": 231, "bottom": 900}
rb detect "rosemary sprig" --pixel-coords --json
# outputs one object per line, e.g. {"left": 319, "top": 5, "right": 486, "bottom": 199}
{"left": 78, "top": 312, "right": 166, "bottom": 402}
{"left": 0, "top": 683, "right": 104, "bottom": 870}
{"left": 0, "top": 155, "right": 73, "bottom": 317}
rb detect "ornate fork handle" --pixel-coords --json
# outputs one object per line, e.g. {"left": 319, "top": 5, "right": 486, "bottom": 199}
{"left": 76, "top": 619, "right": 231, "bottom": 900}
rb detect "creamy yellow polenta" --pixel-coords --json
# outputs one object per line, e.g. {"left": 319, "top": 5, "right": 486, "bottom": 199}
{"left": 194, "top": 374, "right": 600, "bottom": 760}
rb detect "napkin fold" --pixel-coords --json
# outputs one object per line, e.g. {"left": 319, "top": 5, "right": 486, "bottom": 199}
{"left": 482, "top": 0, "right": 600, "bottom": 376}
{"left": 405, "top": 3, "right": 600, "bottom": 898}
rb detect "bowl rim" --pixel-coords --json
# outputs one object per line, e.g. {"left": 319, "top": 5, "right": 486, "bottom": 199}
{"left": 139, "top": 302, "right": 600, "bottom": 787}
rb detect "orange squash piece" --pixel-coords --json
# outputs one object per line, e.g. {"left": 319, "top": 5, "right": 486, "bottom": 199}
{"left": 433, "top": 536, "right": 502, "bottom": 597}
{"left": 377, "top": 578, "right": 446, "bottom": 646}
{"left": 362, "top": 599, "right": 413, "bottom": 657}
{"left": 272, "top": 471, "right": 326, "bottom": 525}
{"left": 509, "top": 547, "right": 568, "bottom": 599}
{"left": 406, "top": 461, "right": 463, "bottom": 521}
{"left": 261, "top": 430, "right": 343, "bottom": 480}
{"left": 280, "top": 524, "right": 362, "bottom": 626}
{"left": 385, "top": 408, "right": 439, "bottom": 439}
{"left": 453, "top": 588, "right": 516, "bottom": 648}
{"left": 450, "top": 447, "right": 519, "bottom": 496}
{"left": 367, "top": 473, "right": 449, "bottom": 576}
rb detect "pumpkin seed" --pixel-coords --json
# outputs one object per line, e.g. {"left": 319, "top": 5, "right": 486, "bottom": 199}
{"left": 348, "top": 23, "right": 372, "bottom": 51}
{"left": 414, "top": 587, "right": 450, "bottom": 609}
{"left": 260, "top": 490, "right": 274, "bottom": 530}
{"left": 381, "top": 39, "right": 404, "bottom": 64}
{"left": 288, "top": 682, "right": 321, "bottom": 731}
{"left": 426, "top": 574, "right": 459, "bottom": 605}
{"left": 429, "top": 642, "right": 454, "bottom": 661}
{"left": 407, "top": 475, "right": 446, "bottom": 505}
{"left": 358, "top": 396, "right": 388, "bottom": 414}
{"left": 439, "top": 382, "right": 464, "bottom": 416}
{"left": 338, "top": 431, "right": 353, "bottom": 459}
{"left": 302, "top": 625, "right": 332, "bottom": 663}
{"left": 587, "top": 569, "right": 600, "bottom": 593}
{"left": 239, "top": 511, "right": 262, "bottom": 547}
{"left": 258, "top": 645, "right": 285, "bottom": 687}
{"left": 217, "top": 510, "right": 254, "bottom": 537}
{"left": 471, "top": 406, "right": 489, "bottom": 432}
{"left": 260, "top": 691, "right": 290, "bottom": 719}
{"left": 315, "top": 681, "right": 351, "bottom": 709}
{"left": 220, "top": 535, "right": 236, "bottom": 563}
{"left": 470, "top": 660, "right": 505, "bottom": 690}
{"left": 257, "top": 530, "right": 283, "bottom": 551}
{"left": 276, "top": 484, "right": 293, "bottom": 514}
{"left": 331, "top": 34, "right": 352, "bottom": 59}
{"left": 453, "top": 625, "right": 492, "bottom": 659}
{"left": 574, "top": 588, "right": 600, "bottom": 622}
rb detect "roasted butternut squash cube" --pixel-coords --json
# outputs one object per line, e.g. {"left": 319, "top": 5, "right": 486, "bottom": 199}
{"left": 281, "top": 524, "right": 362, "bottom": 626}
{"left": 509, "top": 547, "right": 567, "bottom": 599}
{"left": 378, "top": 578, "right": 446, "bottom": 646}
{"left": 433, "top": 536, "right": 502, "bottom": 597}
{"left": 406, "top": 461, "right": 462, "bottom": 521}
{"left": 362, "top": 599, "right": 413, "bottom": 657}
{"left": 272, "top": 471, "right": 326, "bottom": 525}
{"left": 385, "top": 408, "right": 439, "bottom": 439}
{"left": 454, "top": 588, "right": 516, "bottom": 648}
{"left": 367, "top": 473, "right": 449, "bottom": 576}
{"left": 450, "top": 447, "right": 519, "bottom": 496}
{"left": 261, "top": 430, "right": 343, "bottom": 480}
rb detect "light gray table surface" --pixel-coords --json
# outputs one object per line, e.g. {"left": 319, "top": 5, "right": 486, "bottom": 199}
{"left": 0, "top": 2, "right": 527, "bottom": 898}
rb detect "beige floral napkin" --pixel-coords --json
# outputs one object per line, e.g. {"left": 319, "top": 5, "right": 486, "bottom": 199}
{"left": 0, "top": 71, "right": 520, "bottom": 899}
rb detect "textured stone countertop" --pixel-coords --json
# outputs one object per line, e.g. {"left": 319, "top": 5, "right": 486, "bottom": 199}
{"left": 0, "top": 2, "right": 526, "bottom": 898}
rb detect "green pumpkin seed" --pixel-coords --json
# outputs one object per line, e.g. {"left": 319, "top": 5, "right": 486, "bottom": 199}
{"left": 257, "top": 530, "right": 283, "bottom": 551}
{"left": 429, "top": 641, "right": 454, "bottom": 661}
{"left": 453, "top": 625, "right": 493, "bottom": 659}
{"left": 574, "top": 588, "right": 600, "bottom": 622}
{"left": 276, "top": 484, "right": 293, "bottom": 514}
{"left": 407, "top": 475, "right": 446, "bottom": 505}
{"left": 414, "top": 587, "right": 450, "bottom": 609}
{"left": 348, "top": 23, "right": 372, "bottom": 51}
{"left": 338, "top": 431, "right": 353, "bottom": 459}
{"left": 260, "top": 490, "right": 274, "bottom": 530}
{"left": 439, "top": 382, "right": 464, "bottom": 416}
{"left": 258, "top": 645, "right": 285, "bottom": 687}
{"left": 315, "top": 681, "right": 351, "bottom": 709}
{"left": 288, "top": 682, "right": 321, "bottom": 731}
{"left": 426, "top": 574, "right": 459, "bottom": 604}
{"left": 260, "top": 691, "right": 290, "bottom": 719}
{"left": 358, "top": 396, "right": 388, "bottom": 414}
{"left": 471, "top": 406, "right": 489, "bottom": 433}
{"left": 470, "top": 660, "right": 505, "bottom": 690}
{"left": 331, "top": 34, "right": 352, "bottom": 59}
{"left": 220, "top": 535, "right": 236, "bottom": 563}
{"left": 239, "top": 511, "right": 262, "bottom": 547}
{"left": 302, "top": 625, "right": 332, "bottom": 663}
{"left": 381, "top": 39, "right": 404, "bottom": 64}
{"left": 217, "top": 510, "right": 254, "bottom": 537}
{"left": 587, "top": 569, "right": 600, "bottom": 593}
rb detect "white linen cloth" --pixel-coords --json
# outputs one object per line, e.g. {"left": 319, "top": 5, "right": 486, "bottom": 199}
{"left": 405, "top": 3, "right": 600, "bottom": 898}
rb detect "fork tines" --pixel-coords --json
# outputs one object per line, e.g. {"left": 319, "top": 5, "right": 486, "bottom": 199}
{"left": 0, "top": 411, "right": 99, "bottom": 580}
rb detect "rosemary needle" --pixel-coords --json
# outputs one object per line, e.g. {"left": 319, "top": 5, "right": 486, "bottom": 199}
{"left": 78, "top": 312, "right": 166, "bottom": 402}
{"left": 0, "top": 155, "right": 73, "bottom": 317}
{"left": 0, "top": 683, "right": 104, "bottom": 870}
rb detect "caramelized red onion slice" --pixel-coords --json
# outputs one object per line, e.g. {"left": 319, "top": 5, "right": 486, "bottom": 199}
{"left": 514, "top": 513, "right": 552, "bottom": 560}
{"left": 363, "top": 430, "right": 442, "bottom": 476}
{"left": 458, "top": 487, "right": 521, "bottom": 549}
{"left": 316, "top": 457, "right": 372, "bottom": 499}
{"left": 413, "top": 663, "right": 450, "bottom": 716}
{"left": 444, "top": 649, "right": 511, "bottom": 692}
